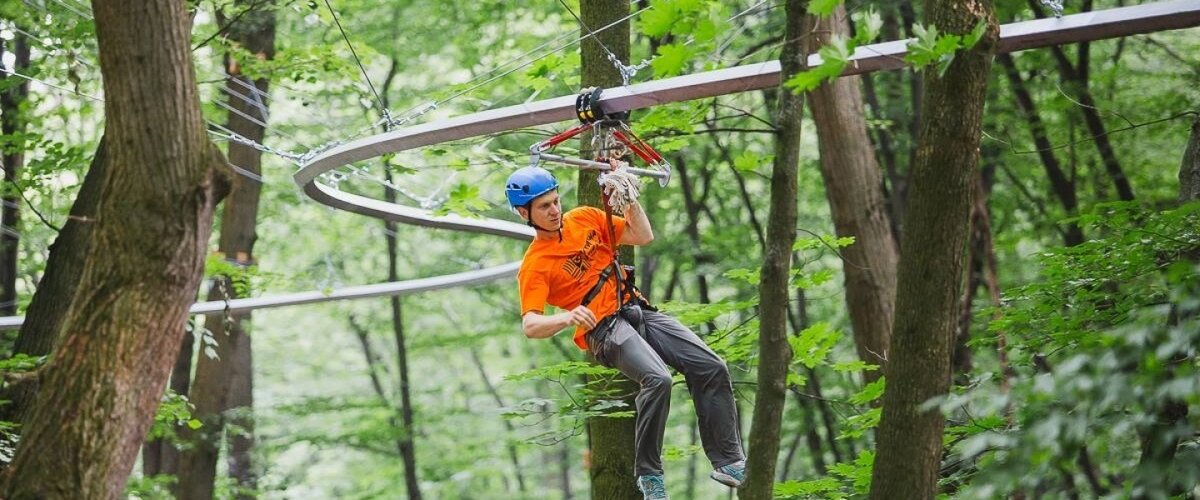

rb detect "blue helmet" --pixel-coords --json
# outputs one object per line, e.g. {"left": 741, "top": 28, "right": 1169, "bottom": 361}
{"left": 505, "top": 166, "right": 558, "bottom": 208}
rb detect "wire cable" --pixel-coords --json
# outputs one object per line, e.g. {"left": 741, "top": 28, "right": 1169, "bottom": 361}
{"left": 555, "top": 0, "right": 647, "bottom": 85}
{"left": 0, "top": 66, "right": 102, "bottom": 102}
{"left": 322, "top": 0, "right": 391, "bottom": 126}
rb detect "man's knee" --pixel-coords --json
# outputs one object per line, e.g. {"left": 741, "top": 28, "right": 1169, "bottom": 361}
{"left": 692, "top": 356, "right": 731, "bottom": 385}
{"left": 641, "top": 370, "right": 673, "bottom": 394}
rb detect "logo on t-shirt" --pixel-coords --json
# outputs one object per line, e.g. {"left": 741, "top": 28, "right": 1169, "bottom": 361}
{"left": 562, "top": 230, "right": 602, "bottom": 280}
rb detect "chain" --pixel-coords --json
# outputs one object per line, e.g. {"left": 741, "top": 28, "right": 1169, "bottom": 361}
{"left": 1040, "top": 0, "right": 1064, "bottom": 18}
{"left": 607, "top": 52, "right": 652, "bottom": 87}
{"left": 216, "top": 276, "right": 235, "bottom": 335}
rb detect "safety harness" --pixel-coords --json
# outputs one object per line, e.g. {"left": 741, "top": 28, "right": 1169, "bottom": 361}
{"left": 529, "top": 87, "right": 667, "bottom": 340}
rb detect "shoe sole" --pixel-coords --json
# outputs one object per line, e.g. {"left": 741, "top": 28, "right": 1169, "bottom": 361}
{"left": 710, "top": 471, "right": 743, "bottom": 488}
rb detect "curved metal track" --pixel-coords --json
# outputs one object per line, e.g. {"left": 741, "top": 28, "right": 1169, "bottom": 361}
{"left": 1, "top": 1, "right": 1196, "bottom": 331}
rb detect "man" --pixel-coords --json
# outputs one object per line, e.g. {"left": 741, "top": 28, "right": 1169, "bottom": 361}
{"left": 506, "top": 165, "right": 746, "bottom": 499}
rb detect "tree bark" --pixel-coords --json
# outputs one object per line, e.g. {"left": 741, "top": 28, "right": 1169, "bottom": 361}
{"left": 579, "top": 1, "right": 639, "bottom": 498}
{"left": 808, "top": 7, "right": 899, "bottom": 382}
{"left": 869, "top": 1, "right": 998, "bottom": 498}
{"left": 143, "top": 329, "right": 196, "bottom": 478}
{"left": 176, "top": 2, "right": 273, "bottom": 498}
{"left": 1180, "top": 116, "right": 1200, "bottom": 202}
{"left": 2, "top": 0, "right": 230, "bottom": 496}
{"left": 738, "top": 1, "right": 805, "bottom": 498}
{"left": 0, "top": 33, "right": 30, "bottom": 317}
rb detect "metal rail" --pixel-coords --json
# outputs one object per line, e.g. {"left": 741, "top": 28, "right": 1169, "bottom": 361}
{"left": 293, "top": 0, "right": 1200, "bottom": 205}
{"left": 0, "top": 261, "right": 524, "bottom": 331}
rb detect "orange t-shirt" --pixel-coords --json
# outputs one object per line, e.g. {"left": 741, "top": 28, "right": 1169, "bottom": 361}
{"left": 518, "top": 207, "right": 627, "bottom": 350}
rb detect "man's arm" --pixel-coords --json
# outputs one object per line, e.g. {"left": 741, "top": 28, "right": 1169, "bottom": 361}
{"left": 522, "top": 306, "right": 598, "bottom": 339}
{"left": 618, "top": 200, "right": 654, "bottom": 246}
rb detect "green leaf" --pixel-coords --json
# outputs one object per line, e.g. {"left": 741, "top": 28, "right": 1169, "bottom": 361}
{"left": 852, "top": 8, "right": 883, "bottom": 44}
{"left": 776, "top": 477, "right": 846, "bottom": 499}
{"left": 806, "top": 0, "right": 843, "bottom": 16}
{"left": 433, "top": 183, "right": 490, "bottom": 217}
{"left": 733, "top": 150, "right": 762, "bottom": 172}
{"left": 651, "top": 43, "right": 695, "bottom": 77}
{"left": 848, "top": 377, "right": 885, "bottom": 405}
{"left": 691, "top": 17, "right": 718, "bottom": 43}
{"left": 789, "top": 322, "right": 839, "bottom": 368}
{"left": 784, "top": 39, "right": 850, "bottom": 93}
{"left": 641, "top": 1, "right": 679, "bottom": 37}
{"left": 832, "top": 359, "right": 879, "bottom": 373}
{"left": 786, "top": 371, "right": 807, "bottom": 388}
{"left": 0, "top": 353, "right": 45, "bottom": 372}
{"left": 962, "top": 19, "right": 988, "bottom": 50}
{"left": 904, "top": 23, "right": 942, "bottom": 68}
{"left": 723, "top": 267, "right": 760, "bottom": 286}
{"left": 839, "top": 407, "right": 882, "bottom": 439}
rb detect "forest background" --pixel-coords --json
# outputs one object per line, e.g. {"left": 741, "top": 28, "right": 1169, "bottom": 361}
{"left": 0, "top": 0, "right": 1197, "bottom": 498}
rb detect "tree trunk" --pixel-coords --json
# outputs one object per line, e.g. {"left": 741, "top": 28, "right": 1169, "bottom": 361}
{"left": 2, "top": 0, "right": 230, "bottom": 496}
{"left": 385, "top": 189, "right": 421, "bottom": 500}
{"left": 374, "top": 50, "right": 421, "bottom": 499}
{"left": 784, "top": 286, "right": 828, "bottom": 478}
{"left": 953, "top": 167, "right": 994, "bottom": 378}
{"left": 1135, "top": 114, "right": 1200, "bottom": 491}
{"left": 579, "top": 0, "right": 639, "bottom": 498}
{"left": 143, "top": 329, "right": 196, "bottom": 478}
{"left": 996, "top": 53, "right": 1084, "bottom": 247}
{"left": 0, "top": 33, "right": 30, "bottom": 318}
{"left": 807, "top": 6, "right": 898, "bottom": 382}
{"left": 674, "top": 155, "right": 717, "bottom": 333}
{"left": 868, "top": 5, "right": 907, "bottom": 244}
{"left": 469, "top": 348, "right": 526, "bottom": 494}
{"left": 868, "top": 1, "right": 998, "bottom": 498}
{"left": 738, "top": 1, "right": 805, "bottom": 498}
{"left": 1027, "top": 0, "right": 1135, "bottom": 202}
{"left": 176, "top": 3, "right": 274, "bottom": 498}
{"left": 1180, "top": 116, "right": 1200, "bottom": 202}
{"left": 0, "top": 141, "right": 106, "bottom": 427}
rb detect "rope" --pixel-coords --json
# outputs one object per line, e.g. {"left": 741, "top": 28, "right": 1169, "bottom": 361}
{"left": 598, "top": 164, "right": 640, "bottom": 215}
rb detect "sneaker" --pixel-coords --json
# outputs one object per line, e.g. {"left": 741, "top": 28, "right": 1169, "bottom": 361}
{"left": 636, "top": 474, "right": 668, "bottom": 499}
{"left": 710, "top": 460, "right": 746, "bottom": 488}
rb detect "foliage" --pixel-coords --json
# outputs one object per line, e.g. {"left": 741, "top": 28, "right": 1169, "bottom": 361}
{"left": 904, "top": 20, "right": 988, "bottom": 76}
{"left": 1, "top": 0, "right": 1197, "bottom": 496}
{"left": 146, "top": 391, "right": 202, "bottom": 442}
{"left": 943, "top": 202, "right": 1200, "bottom": 497}
{"left": 784, "top": 8, "right": 882, "bottom": 93}
{"left": 776, "top": 450, "right": 875, "bottom": 499}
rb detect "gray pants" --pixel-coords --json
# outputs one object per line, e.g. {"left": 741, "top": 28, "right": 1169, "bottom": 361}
{"left": 588, "top": 308, "right": 745, "bottom": 477}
